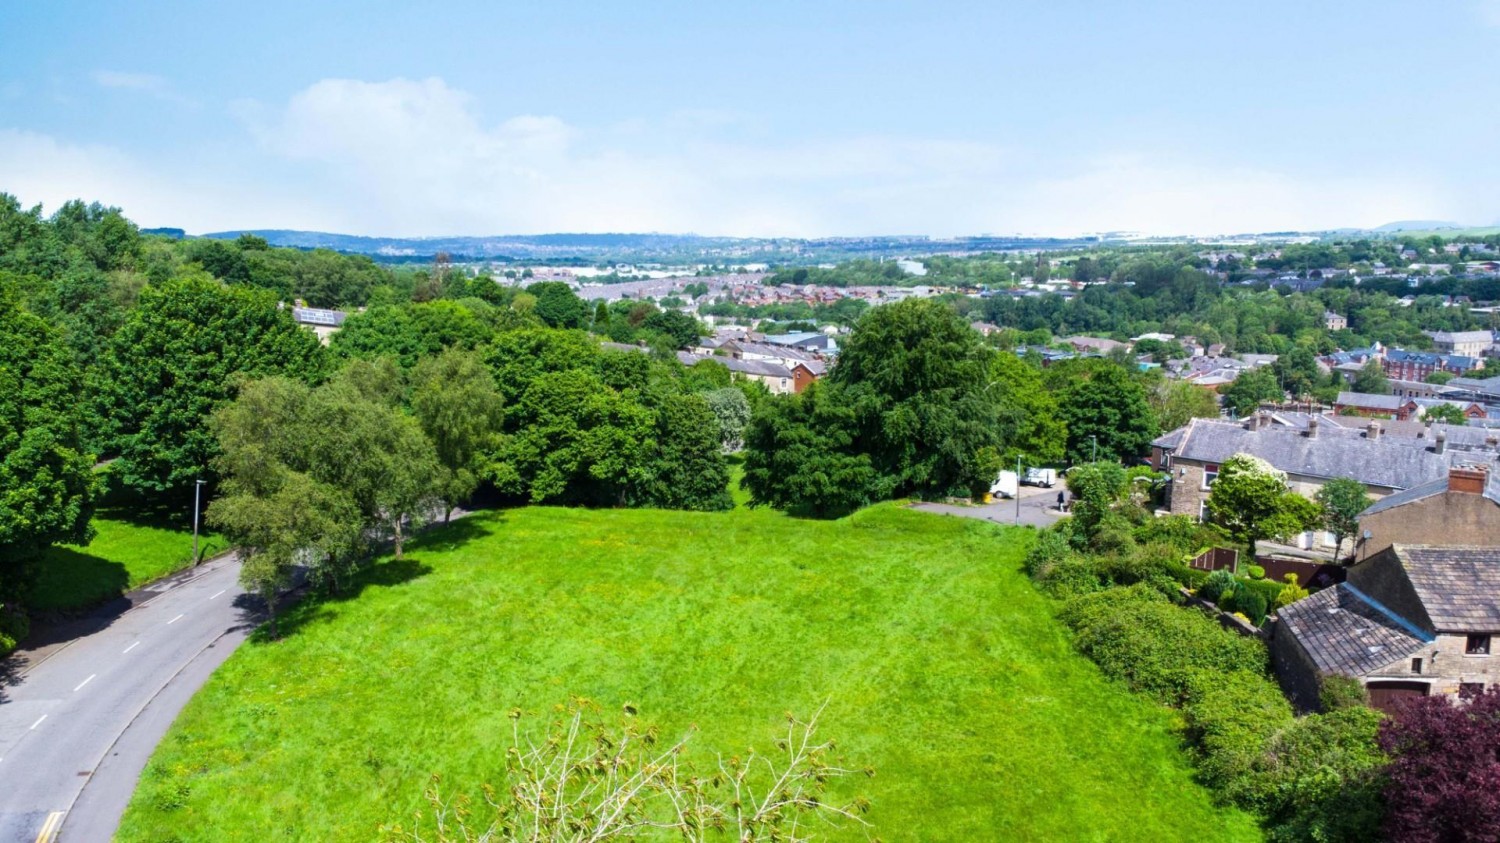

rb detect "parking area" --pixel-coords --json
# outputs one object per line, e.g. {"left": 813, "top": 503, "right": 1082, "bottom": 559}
{"left": 910, "top": 483, "right": 1066, "bottom": 528}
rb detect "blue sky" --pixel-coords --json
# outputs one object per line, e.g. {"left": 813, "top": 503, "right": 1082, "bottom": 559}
{"left": 3, "top": 0, "right": 1500, "bottom": 237}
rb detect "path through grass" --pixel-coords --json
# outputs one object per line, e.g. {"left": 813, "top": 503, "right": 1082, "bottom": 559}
{"left": 118, "top": 503, "right": 1260, "bottom": 842}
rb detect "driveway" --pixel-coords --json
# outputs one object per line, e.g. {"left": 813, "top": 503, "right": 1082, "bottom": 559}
{"left": 0, "top": 554, "right": 256, "bottom": 842}
{"left": 910, "top": 483, "right": 1067, "bottom": 528}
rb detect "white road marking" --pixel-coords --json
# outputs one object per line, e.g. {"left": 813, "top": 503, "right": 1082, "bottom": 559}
{"left": 29, "top": 715, "right": 46, "bottom": 730}
{"left": 167, "top": 613, "right": 184, "bottom": 624}
{"left": 35, "top": 810, "right": 65, "bottom": 843}
{"left": 73, "top": 674, "right": 95, "bottom": 692}
{"left": 209, "top": 589, "right": 226, "bottom": 600}
{"left": 122, "top": 641, "right": 140, "bottom": 654}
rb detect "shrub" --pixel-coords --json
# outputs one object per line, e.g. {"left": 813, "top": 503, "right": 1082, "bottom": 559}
{"left": 1168, "top": 563, "right": 1209, "bottom": 589}
{"left": 1260, "top": 707, "right": 1387, "bottom": 843}
{"left": 1234, "top": 577, "right": 1284, "bottom": 614}
{"left": 1246, "top": 564, "right": 1265, "bottom": 579}
{"left": 1182, "top": 668, "right": 1294, "bottom": 806}
{"left": 1059, "top": 584, "right": 1269, "bottom": 704}
{"left": 1379, "top": 687, "right": 1500, "bottom": 843}
{"left": 1273, "top": 578, "right": 1309, "bottom": 611}
{"left": 1132, "top": 515, "right": 1229, "bottom": 555}
{"left": 1022, "top": 528, "right": 1073, "bottom": 579}
{"left": 0, "top": 604, "right": 27, "bottom": 658}
{"left": 1225, "top": 589, "right": 1268, "bottom": 625}
{"left": 1038, "top": 556, "right": 1106, "bottom": 599}
{"left": 1319, "top": 675, "right": 1369, "bottom": 712}
{"left": 1199, "top": 569, "right": 1237, "bottom": 604}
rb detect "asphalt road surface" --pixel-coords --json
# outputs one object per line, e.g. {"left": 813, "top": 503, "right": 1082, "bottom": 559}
{"left": 0, "top": 554, "right": 256, "bottom": 842}
{"left": 910, "top": 483, "right": 1067, "bottom": 528}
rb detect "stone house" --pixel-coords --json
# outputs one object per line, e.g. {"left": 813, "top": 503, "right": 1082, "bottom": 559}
{"left": 1272, "top": 545, "right": 1500, "bottom": 712}
{"left": 1354, "top": 466, "right": 1500, "bottom": 563}
{"left": 1151, "top": 416, "right": 1457, "bottom": 540}
{"left": 1425, "top": 329, "right": 1494, "bottom": 358}
{"left": 1324, "top": 311, "right": 1347, "bottom": 331}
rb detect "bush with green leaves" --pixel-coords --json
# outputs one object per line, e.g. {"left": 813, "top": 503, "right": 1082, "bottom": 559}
{"left": 1199, "top": 569, "right": 1238, "bottom": 604}
{"left": 1058, "top": 584, "right": 1269, "bottom": 704}
{"left": 1182, "top": 668, "right": 1294, "bottom": 805}
{"left": 1246, "top": 564, "right": 1266, "bottom": 579}
{"left": 1235, "top": 577, "right": 1285, "bottom": 615}
{"left": 1022, "top": 527, "right": 1075, "bottom": 579}
{"left": 1223, "top": 588, "right": 1269, "bottom": 625}
{"left": 1318, "top": 675, "right": 1369, "bottom": 712}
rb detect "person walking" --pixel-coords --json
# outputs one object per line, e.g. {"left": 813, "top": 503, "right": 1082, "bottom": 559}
{"left": 1056, "top": 490, "right": 1066, "bottom": 512}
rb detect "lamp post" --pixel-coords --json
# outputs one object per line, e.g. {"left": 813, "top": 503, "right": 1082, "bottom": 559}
{"left": 1015, "top": 454, "right": 1023, "bottom": 520}
{"left": 1090, "top": 435, "right": 1098, "bottom": 462}
{"left": 193, "top": 479, "right": 206, "bottom": 564}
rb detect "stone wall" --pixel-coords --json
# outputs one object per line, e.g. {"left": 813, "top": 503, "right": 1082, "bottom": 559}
{"left": 1356, "top": 490, "right": 1500, "bottom": 563}
{"left": 1269, "top": 618, "right": 1324, "bottom": 712}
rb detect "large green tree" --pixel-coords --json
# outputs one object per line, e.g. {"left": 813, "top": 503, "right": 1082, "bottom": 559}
{"left": 411, "top": 349, "right": 505, "bottom": 520}
{"left": 740, "top": 384, "right": 885, "bottom": 517}
{"left": 526, "top": 281, "right": 589, "bottom": 329}
{"left": 1220, "top": 366, "right": 1283, "bottom": 417}
{"left": 1315, "top": 477, "right": 1370, "bottom": 562}
{"left": 0, "top": 286, "right": 100, "bottom": 591}
{"left": 1049, "top": 359, "right": 1159, "bottom": 464}
{"left": 1206, "top": 454, "right": 1320, "bottom": 556}
{"left": 99, "top": 277, "right": 325, "bottom": 495}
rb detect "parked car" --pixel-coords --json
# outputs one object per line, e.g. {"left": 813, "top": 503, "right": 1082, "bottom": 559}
{"left": 1022, "top": 468, "right": 1058, "bottom": 488}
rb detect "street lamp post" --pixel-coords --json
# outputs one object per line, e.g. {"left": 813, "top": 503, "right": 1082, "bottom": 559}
{"left": 1015, "top": 454, "right": 1026, "bottom": 520}
{"left": 1090, "top": 435, "right": 1098, "bottom": 462}
{"left": 193, "top": 479, "right": 206, "bottom": 564}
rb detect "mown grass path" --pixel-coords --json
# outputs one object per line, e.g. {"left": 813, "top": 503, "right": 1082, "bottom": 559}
{"left": 118, "top": 504, "right": 1261, "bottom": 841}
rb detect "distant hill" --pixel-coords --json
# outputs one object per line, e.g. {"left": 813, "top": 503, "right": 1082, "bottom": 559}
{"left": 1371, "top": 220, "right": 1466, "bottom": 233}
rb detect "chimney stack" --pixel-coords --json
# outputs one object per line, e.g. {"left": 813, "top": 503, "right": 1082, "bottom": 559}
{"left": 1366, "top": 420, "right": 1382, "bottom": 442}
{"left": 1435, "top": 428, "right": 1447, "bottom": 455}
{"left": 1306, "top": 415, "right": 1319, "bottom": 439}
{"left": 1448, "top": 466, "right": 1488, "bottom": 494}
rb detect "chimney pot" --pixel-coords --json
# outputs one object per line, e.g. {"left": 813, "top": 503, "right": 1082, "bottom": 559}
{"left": 1367, "top": 421, "right": 1382, "bottom": 441}
{"left": 1435, "top": 429, "right": 1448, "bottom": 454}
{"left": 1306, "top": 415, "right": 1319, "bottom": 438}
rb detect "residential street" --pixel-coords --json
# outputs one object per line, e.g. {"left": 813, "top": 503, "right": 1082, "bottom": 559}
{"left": 0, "top": 554, "right": 255, "bottom": 843}
{"left": 911, "top": 483, "right": 1067, "bottom": 528}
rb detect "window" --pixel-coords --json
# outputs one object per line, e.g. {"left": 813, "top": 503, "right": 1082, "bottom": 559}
{"left": 1411, "top": 658, "right": 1423, "bottom": 674}
{"left": 1459, "top": 683, "right": 1485, "bottom": 700}
{"left": 1201, "top": 463, "right": 1220, "bottom": 490}
{"left": 1466, "top": 634, "right": 1492, "bottom": 655}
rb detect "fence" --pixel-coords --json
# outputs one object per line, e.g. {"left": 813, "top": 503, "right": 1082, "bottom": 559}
{"left": 1188, "top": 546, "right": 1239, "bottom": 572}
{"left": 1255, "top": 555, "right": 1346, "bottom": 590}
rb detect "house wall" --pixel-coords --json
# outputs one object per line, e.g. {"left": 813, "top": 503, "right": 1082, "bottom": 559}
{"left": 1355, "top": 492, "right": 1500, "bottom": 563}
{"left": 1346, "top": 552, "right": 1433, "bottom": 631}
{"left": 1168, "top": 457, "right": 1392, "bottom": 549}
{"left": 1269, "top": 619, "right": 1327, "bottom": 712}
{"left": 1358, "top": 635, "right": 1498, "bottom": 700}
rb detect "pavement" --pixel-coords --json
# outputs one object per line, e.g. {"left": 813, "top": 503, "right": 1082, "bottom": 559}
{"left": 0, "top": 553, "right": 257, "bottom": 843}
{"left": 910, "top": 483, "right": 1067, "bottom": 528}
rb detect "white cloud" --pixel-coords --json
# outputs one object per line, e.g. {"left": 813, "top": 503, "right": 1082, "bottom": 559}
{"left": 1, "top": 76, "right": 1467, "bottom": 237}
{"left": 0, "top": 129, "right": 343, "bottom": 232}
{"left": 92, "top": 70, "right": 194, "bottom": 105}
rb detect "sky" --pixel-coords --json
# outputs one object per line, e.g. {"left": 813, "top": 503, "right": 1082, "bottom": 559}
{"left": 3, "top": 0, "right": 1500, "bottom": 238}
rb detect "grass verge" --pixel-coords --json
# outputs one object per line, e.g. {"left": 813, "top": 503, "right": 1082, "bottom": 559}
{"left": 27, "top": 509, "right": 226, "bottom": 613}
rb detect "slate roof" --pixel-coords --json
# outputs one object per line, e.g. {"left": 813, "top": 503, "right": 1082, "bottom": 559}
{"left": 1392, "top": 545, "right": 1500, "bottom": 632}
{"left": 1170, "top": 418, "right": 1452, "bottom": 489}
{"left": 1278, "top": 583, "right": 1430, "bottom": 676}
{"left": 676, "top": 351, "right": 791, "bottom": 378}
{"left": 1337, "top": 391, "right": 1406, "bottom": 411}
{"left": 1387, "top": 348, "right": 1481, "bottom": 370}
{"left": 1426, "top": 330, "right": 1494, "bottom": 346}
{"left": 291, "top": 306, "right": 347, "bottom": 327}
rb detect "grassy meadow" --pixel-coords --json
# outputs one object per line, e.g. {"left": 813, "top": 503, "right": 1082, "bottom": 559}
{"left": 117, "top": 503, "right": 1261, "bottom": 842}
{"left": 28, "top": 509, "right": 226, "bottom": 613}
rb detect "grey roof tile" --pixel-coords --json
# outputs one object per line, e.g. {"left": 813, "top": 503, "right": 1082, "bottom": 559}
{"left": 1278, "top": 584, "right": 1429, "bottom": 676}
{"left": 1393, "top": 545, "right": 1500, "bottom": 632}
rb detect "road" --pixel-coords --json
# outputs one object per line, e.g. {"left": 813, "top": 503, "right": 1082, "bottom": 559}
{"left": 0, "top": 554, "right": 256, "bottom": 843}
{"left": 910, "top": 482, "right": 1066, "bottom": 528}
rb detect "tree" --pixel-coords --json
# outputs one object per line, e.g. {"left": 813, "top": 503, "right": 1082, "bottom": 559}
{"left": 1423, "top": 403, "right": 1468, "bottom": 425}
{"left": 0, "top": 287, "right": 100, "bottom": 592}
{"left": 1206, "top": 454, "right": 1319, "bottom": 556}
{"left": 828, "top": 299, "right": 1005, "bottom": 498}
{"left": 640, "top": 309, "right": 702, "bottom": 349}
{"left": 99, "top": 277, "right": 325, "bottom": 494}
{"left": 526, "top": 281, "right": 588, "bottom": 329}
{"left": 1150, "top": 378, "right": 1221, "bottom": 432}
{"left": 208, "top": 471, "right": 362, "bottom": 636}
{"left": 392, "top": 702, "right": 870, "bottom": 843}
{"left": 411, "top": 350, "right": 505, "bottom": 521}
{"left": 1315, "top": 477, "right": 1370, "bottom": 561}
{"left": 702, "top": 387, "right": 751, "bottom": 452}
{"left": 987, "top": 352, "right": 1067, "bottom": 465}
{"left": 1219, "top": 366, "right": 1283, "bottom": 417}
{"left": 1050, "top": 359, "right": 1158, "bottom": 463}
{"left": 1378, "top": 687, "right": 1500, "bottom": 843}
{"left": 741, "top": 386, "right": 885, "bottom": 518}
{"left": 1425, "top": 370, "right": 1455, "bottom": 385}
{"left": 1351, "top": 359, "right": 1391, "bottom": 395}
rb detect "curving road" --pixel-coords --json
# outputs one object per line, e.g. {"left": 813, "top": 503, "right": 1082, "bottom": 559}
{"left": 0, "top": 554, "right": 256, "bottom": 842}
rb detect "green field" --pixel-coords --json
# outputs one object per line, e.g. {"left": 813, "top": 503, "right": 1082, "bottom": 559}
{"left": 28, "top": 509, "right": 226, "bottom": 613}
{"left": 118, "top": 504, "right": 1260, "bottom": 842}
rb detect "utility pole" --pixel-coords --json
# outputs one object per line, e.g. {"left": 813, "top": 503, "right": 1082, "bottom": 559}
{"left": 1091, "top": 435, "right": 1098, "bottom": 462}
{"left": 193, "top": 479, "right": 206, "bottom": 564}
